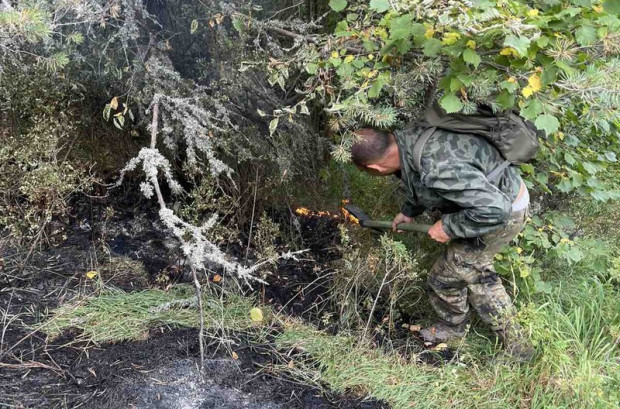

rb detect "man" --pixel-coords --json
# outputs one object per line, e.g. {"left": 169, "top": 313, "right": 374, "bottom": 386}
{"left": 351, "top": 124, "right": 535, "bottom": 362}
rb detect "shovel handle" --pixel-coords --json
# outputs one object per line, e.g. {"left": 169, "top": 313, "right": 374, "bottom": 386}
{"left": 360, "top": 220, "right": 432, "bottom": 234}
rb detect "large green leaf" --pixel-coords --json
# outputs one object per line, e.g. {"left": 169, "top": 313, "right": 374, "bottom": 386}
{"left": 439, "top": 93, "right": 463, "bottom": 114}
{"left": 503, "top": 35, "right": 531, "bottom": 57}
{"left": 521, "top": 99, "right": 543, "bottom": 120}
{"left": 329, "top": 0, "right": 347, "bottom": 12}
{"left": 423, "top": 38, "right": 442, "bottom": 56}
{"left": 462, "top": 48, "right": 481, "bottom": 68}
{"left": 369, "top": 0, "right": 390, "bottom": 13}
{"left": 389, "top": 14, "right": 413, "bottom": 40}
{"left": 534, "top": 114, "right": 560, "bottom": 136}
{"left": 575, "top": 24, "right": 597, "bottom": 46}
{"left": 603, "top": 0, "right": 620, "bottom": 14}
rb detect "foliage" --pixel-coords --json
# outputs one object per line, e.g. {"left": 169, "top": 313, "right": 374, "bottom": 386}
{"left": 278, "top": 276, "right": 619, "bottom": 408}
{"left": 42, "top": 285, "right": 270, "bottom": 343}
{"left": 235, "top": 0, "right": 620, "bottom": 201}
{"left": 0, "top": 113, "right": 93, "bottom": 241}
{"left": 332, "top": 227, "right": 423, "bottom": 334}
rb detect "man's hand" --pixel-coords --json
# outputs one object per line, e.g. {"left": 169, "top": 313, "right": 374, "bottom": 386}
{"left": 429, "top": 219, "right": 451, "bottom": 243}
{"left": 392, "top": 212, "right": 413, "bottom": 232}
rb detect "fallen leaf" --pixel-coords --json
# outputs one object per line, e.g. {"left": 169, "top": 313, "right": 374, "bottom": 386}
{"left": 409, "top": 324, "right": 421, "bottom": 332}
{"left": 432, "top": 343, "right": 448, "bottom": 351}
{"left": 287, "top": 360, "right": 295, "bottom": 368}
{"left": 212, "top": 274, "right": 222, "bottom": 283}
{"left": 85, "top": 271, "right": 98, "bottom": 279}
{"left": 231, "top": 351, "right": 239, "bottom": 360}
{"left": 250, "top": 307, "right": 264, "bottom": 322}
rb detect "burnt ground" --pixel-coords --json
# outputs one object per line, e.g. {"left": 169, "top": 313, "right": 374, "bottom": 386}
{"left": 0, "top": 189, "right": 389, "bottom": 409}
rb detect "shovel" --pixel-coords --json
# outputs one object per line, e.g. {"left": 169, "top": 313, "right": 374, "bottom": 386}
{"left": 344, "top": 204, "right": 432, "bottom": 234}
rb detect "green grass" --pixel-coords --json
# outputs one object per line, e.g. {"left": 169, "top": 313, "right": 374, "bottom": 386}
{"left": 41, "top": 285, "right": 268, "bottom": 343}
{"left": 277, "top": 281, "right": 619, "bottom": 409}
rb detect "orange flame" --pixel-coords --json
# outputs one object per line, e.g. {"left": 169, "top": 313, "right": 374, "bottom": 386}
{"left": 294, "top": 201, "right": 359, "bottom": 225}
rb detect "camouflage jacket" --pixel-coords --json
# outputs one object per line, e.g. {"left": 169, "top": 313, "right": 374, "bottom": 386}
{"left": 394, "top": 124, "right": 523, "bottom": 238}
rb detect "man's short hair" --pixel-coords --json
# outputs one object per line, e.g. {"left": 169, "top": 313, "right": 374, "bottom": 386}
{"left": 350, "top": 128, "right": 392, "bottom": 166}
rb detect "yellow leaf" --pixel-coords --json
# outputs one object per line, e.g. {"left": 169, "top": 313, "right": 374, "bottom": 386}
{"left": 110, "top": 97, "right": 119, "bottom": 110}
{"left": 517, "top": 247, "right": 523, "bottom": 254}
{"left": 424, "top": 28, "right": 435, "bottom": 39}
{"left": 331, "top": 51, "right": 339, "bottom": 59}
{"left": 593, "top": 5, "right": 603, "bottom": 13}
{"left": 527, "top": 73, "right": 542, "bottom": 92}
{"left": 86, "top": 271, "right": 98, "bottom": 279}
{"left": 344, "top": 55, "right": 354, "bottom": 64}
{"left": 556, "top": 131, "right": 565, "bottom": 140}
{"left": 522, "top": 86, "right": 534, "bottom": 98}
{"left": 466, "top": 40, "right": 476, "bottom": 49}
{"left": 507, "top": 77, "right": 517, "bottom": 84}
{"left": 367, "top": 53, "right": 374, "bottom": 61}
{"left": 500, "top": 47, "right": 519, "bottom": 57}
{"left": 520, "top": 266, "right": 531, "bottom": 278}
{"left": 250, "top": 307, "right": 264, "bottom": 322}
{"left": 442, "top": 32, "right": 461, "bottom": 45}
{"left": 527, "top": 9, "right": 539, "bottom": 17}
{"left": 231, "top": 351, "right": 239, "bottom": 360}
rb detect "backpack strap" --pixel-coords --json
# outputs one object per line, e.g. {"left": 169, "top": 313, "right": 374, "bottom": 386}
{"left": 412, "top": 126, "right": 436, "bottom": 174}
{"left": 485, "top": 160, "right": 511, "bottom": 183}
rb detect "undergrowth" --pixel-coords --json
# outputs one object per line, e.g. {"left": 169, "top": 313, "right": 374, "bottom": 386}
{"left": 42, "top": 285, "right": 270, "bottom": 344}
{"left": 277, "top": 279, "right": 619, "bottom": 409}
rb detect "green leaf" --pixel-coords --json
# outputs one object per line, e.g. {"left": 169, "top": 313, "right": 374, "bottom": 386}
{"left": 521, "top": 99, "right": 543, "bottom": 120}
{"left": 496, "top": 90, "right": 515, "bottom": 109}
{"left": 368, "top": 79, "right": 385, "bottom": 98}
{"left": 334, "top": 20, "right": 349, "bottom": 37}
{"left": 329, "top": 0, "right": 347, "bottom": 12}
{"left": 521, "top": 163, "right": 535, "bottom": 174}
{"left": 575, "top": 24, "right": 597, "bottom": 46}
{"left": 582, "top": 161, "right": 599, "bottom": 175}
{"left": 439, "top": 93, "right": 464, "bottom": 114}
{"left": 423, "top": 38, "right": 442, "bottom": 56}
{"left": 232, "top": 18, "right": 243, "bottom": 33}
{"left": 305, "top": 63, "right": 318, "bottom": 75}
{"left": 462, "top": 48, "right": 481, "bottom": 68}
{"left": 369, "top": 0, "right": 390, "bottom": 13}
{"left": 503, "top": 35, "right": 531, "bottom": 57}
{"left": 534, "top": 114, "right": 560, "bottom": 136}
{"left": 269, "top": 117, "right": 279, "bottom": 136}
{"left": 603, "top": 0, "right": 620, "bottom": 14}
{"left": 534, "top": 280, "right": 552, "bottom": 294}
{"left": 389, "top": 14, "right": 413, "bottom": 40}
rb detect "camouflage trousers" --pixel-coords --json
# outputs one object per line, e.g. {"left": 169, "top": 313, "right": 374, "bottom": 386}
{"left": 428, "top": 209, "right": 528, "bottom": 331}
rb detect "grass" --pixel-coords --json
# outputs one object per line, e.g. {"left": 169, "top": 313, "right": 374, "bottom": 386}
{"left": 42, "top": 279, "right": 618, "bottom": 408}
{"left": 277, "top": 280, "right": 619, "bottom": 409}
{"left": 41, "top": 285, "right": 269, "bottom": 343}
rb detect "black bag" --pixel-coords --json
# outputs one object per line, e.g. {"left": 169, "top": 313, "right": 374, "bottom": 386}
{"left": 412, "top": 102, "right": 541, "bottom": 182}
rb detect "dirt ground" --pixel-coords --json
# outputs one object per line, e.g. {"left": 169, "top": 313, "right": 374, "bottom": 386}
{"left": 0, "top": 190, "right": 389, "bottom": 409}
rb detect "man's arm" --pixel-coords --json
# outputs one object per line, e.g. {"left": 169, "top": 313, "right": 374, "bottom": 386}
{"left": 425, "top": 162, "right": 512, "bottom": 238}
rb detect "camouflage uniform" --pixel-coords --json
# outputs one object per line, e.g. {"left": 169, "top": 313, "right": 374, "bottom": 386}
{"left": 394, "top": 125, "right": 527, "bottom": 332}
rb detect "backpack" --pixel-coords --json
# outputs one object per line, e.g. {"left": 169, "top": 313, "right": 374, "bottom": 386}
{"left": 412, "top": 102, "right": 541, "bottom": 183}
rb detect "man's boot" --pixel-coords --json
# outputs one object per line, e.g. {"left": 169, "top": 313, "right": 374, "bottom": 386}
{"left": 496, "top": 323, "right": 536, "bottom": 363}
{"left": 419, "top": 320, "right": 468, "bottom": 343}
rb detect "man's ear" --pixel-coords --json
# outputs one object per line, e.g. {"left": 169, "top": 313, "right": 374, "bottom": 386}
{"left": 366, "top": 163, "right": 384, "bottom": 172}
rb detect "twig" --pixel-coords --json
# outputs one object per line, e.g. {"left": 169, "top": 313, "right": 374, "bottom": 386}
{"left": 245, "top": 168, "right": 259, "bottom": 260}
{"left": 191, "top": 266, "right": 205, "bottom": 369}
{"left": 149, "top": 98, "right": 206, "bottom": 368}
